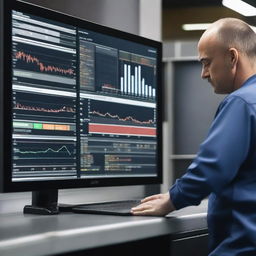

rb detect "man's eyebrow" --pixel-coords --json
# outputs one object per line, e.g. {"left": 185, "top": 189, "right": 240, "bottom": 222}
{"left": 198, "top": 57, "right": 209, "bottom": 63}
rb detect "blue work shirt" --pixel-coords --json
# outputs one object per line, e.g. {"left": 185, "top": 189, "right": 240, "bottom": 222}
{"left": 169, "top": 74, "right": 256, "bottom": 256}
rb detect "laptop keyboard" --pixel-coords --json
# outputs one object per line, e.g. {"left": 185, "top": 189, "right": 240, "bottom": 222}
{"left": 72, "top": 199, "right": 142, "bottom": 216}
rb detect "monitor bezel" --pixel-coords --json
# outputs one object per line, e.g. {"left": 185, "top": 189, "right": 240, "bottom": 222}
{"left": 0, "top": 0, "right": 163, "bottom": 193}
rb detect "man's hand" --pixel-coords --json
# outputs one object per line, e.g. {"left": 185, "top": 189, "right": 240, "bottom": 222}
{"left": 130, "top": 192, "right": 176, "bottom": 216}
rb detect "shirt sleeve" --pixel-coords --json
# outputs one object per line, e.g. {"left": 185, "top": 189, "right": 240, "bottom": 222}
{"left": 169, "top": 96, "right": 253, "bottom": 210}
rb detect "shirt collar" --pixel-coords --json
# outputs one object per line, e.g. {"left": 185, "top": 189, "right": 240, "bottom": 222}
{"left": 240, "top": 74, "right": 256, "bottom": 89}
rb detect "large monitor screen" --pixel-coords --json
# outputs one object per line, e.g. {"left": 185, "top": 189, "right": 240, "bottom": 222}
{"left": 0, "top": 0, "right": 162, "bottom": 193}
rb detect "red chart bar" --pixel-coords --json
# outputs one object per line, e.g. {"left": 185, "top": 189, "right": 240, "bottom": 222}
{"left": 89, "top": 123, "right": 156, "bottom": 136}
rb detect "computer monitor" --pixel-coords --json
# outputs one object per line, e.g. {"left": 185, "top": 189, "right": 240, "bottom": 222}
{"left": 0, "top": 0, "right": 162, "bottom": 214}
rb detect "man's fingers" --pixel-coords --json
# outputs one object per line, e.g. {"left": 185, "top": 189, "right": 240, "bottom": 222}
{"left": 131, "top": 209, "right": 153, "bottom": 216}
{"left": 131, "top": 203, "right": 151, "bottom": 212}
{"left": 131, "top": 193, "right": 174, "bottom": 216}
{"left": 141, "top": 194, "right": 162, "bottom": 203}
{"left": 131, "top": 204, "right": 154, "bottom": 215}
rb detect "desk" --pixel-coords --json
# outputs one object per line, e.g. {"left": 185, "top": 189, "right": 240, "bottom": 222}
{"left": 0, "top": 200, "right": 208, "bottom": 256}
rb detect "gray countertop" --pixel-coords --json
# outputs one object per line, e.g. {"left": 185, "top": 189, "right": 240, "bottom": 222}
{"left": 0, "top": 200, "right": 208, "bottom": 256}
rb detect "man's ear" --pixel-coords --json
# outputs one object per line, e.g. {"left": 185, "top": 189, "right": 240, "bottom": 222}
{"left": 229, "top": 48, "right": 239, "bottom": 68}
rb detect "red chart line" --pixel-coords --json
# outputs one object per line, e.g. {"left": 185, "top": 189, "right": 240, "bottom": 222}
{"left": 15, "top": 51, "right": 75, "bottom": 75}
{"left": 90, "top": 110, "right": 154, "bottom": 125}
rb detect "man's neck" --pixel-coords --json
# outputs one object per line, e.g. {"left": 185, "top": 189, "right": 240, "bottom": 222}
{"left": 234, "top": 61, "right": 256, "bottom": 91}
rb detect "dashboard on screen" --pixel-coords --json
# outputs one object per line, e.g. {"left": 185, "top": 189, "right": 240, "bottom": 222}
{"left": 0, "top": 0, "right": 162, "bottom": 193}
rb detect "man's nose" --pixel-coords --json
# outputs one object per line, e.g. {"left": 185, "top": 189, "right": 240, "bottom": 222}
{"left": 201, "top": 67, "right": 209, "bottom": 79}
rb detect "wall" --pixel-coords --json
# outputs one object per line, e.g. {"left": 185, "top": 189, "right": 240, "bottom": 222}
{"left": 23, "top": 0, "right": 140, "bottom": 34}
{"left": 162, "top": 6, "right": 242, "bottom": 40}
{"left": 162, "top": 40, "right": 225, "bottom": 187}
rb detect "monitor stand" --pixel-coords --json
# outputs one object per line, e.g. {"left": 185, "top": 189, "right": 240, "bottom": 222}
{"left": 23, "top": 190, "right": 140, "bottom": 216}
{"left": 24, "top": 189, "right": 59, "bottom": 215}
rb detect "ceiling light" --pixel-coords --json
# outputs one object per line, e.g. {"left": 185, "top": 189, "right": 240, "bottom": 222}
{"left": 182, "top": 23, "right": 256, "bottom": 33}
{"left": 222, "top": 0, "right": 256, "bottom": 16}
{"left": 250, "top": 25, "right": 256, "bottom": 32}
{"left": 182, "top": 23, "right": 211, "bottom": 31}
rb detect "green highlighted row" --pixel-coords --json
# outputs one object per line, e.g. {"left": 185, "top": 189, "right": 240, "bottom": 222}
{"left": 13, "top": 122, "right": 43, "bottom": 129}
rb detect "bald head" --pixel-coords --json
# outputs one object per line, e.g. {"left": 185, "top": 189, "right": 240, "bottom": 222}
{"left": 198, "top": 18, "right": 256, "bottom": 94}
{"left": 200, "top": 18, "right": 256, "bottom": 60}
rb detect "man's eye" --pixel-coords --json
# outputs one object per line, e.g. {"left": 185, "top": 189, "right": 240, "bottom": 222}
{"left": 203, "top": 62, "right": 210, "bottom": 68}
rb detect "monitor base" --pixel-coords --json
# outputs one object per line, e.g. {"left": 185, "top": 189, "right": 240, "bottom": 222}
{"left": 23, "top": 190, "right": 59, "bottom": 215}
{"left": 23, "top": 205, "right": 59, "bottom": 215}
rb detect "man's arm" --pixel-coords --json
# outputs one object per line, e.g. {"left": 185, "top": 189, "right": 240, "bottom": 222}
{"left": 131, "top": 96, "right": 253, "bottom": 216}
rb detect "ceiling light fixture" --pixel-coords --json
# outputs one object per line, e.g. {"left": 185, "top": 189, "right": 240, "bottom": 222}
{"left": 249, "top": 25, "right": 256, "bottom": 32}
{"left": 182, "top": 23, "right": 211, "bottom": 31}
{"left": 182, "top": 23, "right": 256, "bottom": 34}
{"left": 222, "top": 0, "right": 256, "bottom": 16}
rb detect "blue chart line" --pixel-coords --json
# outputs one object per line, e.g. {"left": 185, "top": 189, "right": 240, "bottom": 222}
{"left": 16, "top": 145, "right": 72, "bottom": 156}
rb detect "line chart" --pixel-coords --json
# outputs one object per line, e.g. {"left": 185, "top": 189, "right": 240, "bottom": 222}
{"left": 14, "top": 102, "right": 75, "bottom": 113}
{"left": 13, "top": 138, "right": 77, "bottom": 172}
{"left": 87, "top": 99, "right": 156, "bottom": 128}
{"left": 15, "top": 145, "right": 72, "bottom": 156}
{"left": 89, "top": 110, "right": 155, "bottom": 125}
{"left": 15, "top": 50, "right": 75, "bottom": 76}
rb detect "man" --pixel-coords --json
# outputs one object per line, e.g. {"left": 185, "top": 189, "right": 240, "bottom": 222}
{"left": 131, "top": 18, "right": 256, "bottom": 255}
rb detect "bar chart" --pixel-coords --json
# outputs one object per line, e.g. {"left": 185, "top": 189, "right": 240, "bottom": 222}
{"left": 119, "top": 51, "right": 156, "bottom": 99}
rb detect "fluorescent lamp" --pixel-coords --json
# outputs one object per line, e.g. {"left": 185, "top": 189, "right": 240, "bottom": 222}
{"left": 222, "top": 0, "right": 256, "bottom": 16}
{"left": 182, "top": 23, "right": 256, "bottom": 33}
{"left": 182, "top": 23, "right": 211, "bottom": 31}
{"left": 250, "top": 25, "right": 256, "bottom": 32}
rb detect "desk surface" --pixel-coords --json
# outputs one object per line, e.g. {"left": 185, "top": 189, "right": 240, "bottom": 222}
{"left": 0, "top": 200, "right": 208, "bottom": 256}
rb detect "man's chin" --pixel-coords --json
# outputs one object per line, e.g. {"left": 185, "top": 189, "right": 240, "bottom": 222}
{"left": 209, "top": 83, "right": 223, "bottom": 94}
{"left": 214, "top": 87, "right": 228, "bottom": 94}
{"left": 209, "top": 83, "right": 217, "bottom": 92}
{"left": 212, "top": 85, "right": 222, "bottom": 94}
{"left": 214, "top": 87, "right": 221, "bottom": 94}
